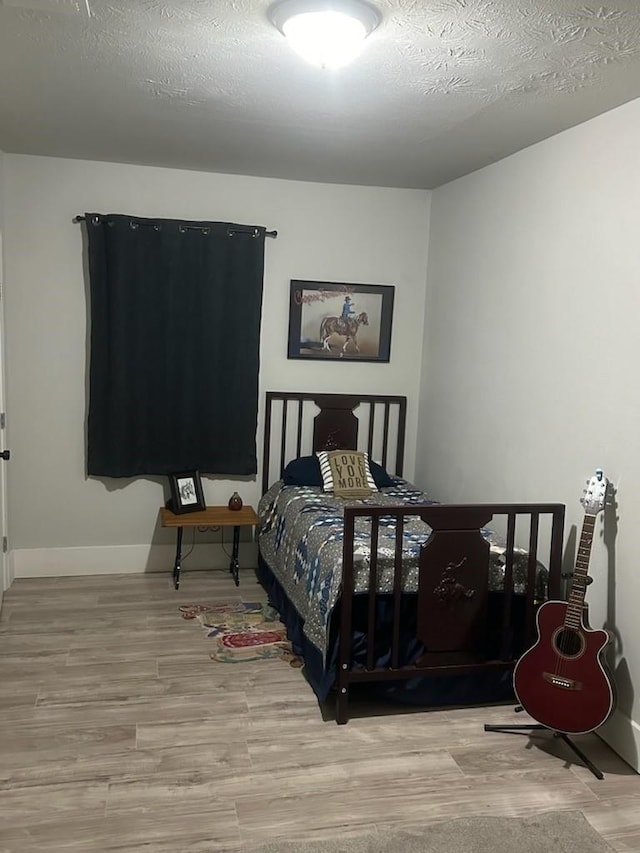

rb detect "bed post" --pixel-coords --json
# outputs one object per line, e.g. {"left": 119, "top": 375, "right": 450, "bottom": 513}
{"left": 336, "top": 508, "right": 356, "bottom": 725}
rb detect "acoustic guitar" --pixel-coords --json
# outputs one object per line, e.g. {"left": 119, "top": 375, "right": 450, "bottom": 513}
{"left": 513, "top": 470, "right": 615, "bottom": 734}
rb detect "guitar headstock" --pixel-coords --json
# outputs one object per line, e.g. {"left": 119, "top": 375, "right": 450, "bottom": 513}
{"left": 581, "top": 468, "right": 608, "bottom": 516}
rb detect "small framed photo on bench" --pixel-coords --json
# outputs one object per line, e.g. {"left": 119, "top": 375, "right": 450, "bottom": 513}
{"left": 168, "top": 470, "right": 206, "bottom": 514}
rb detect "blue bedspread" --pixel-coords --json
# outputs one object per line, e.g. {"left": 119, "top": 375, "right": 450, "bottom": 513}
{"left": 258, "top": 480, "right": 546, "bottom": 662}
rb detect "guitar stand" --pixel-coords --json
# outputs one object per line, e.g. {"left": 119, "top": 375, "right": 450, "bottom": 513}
{"left": 484, "top": 707, "right": 604, "bottom": 780}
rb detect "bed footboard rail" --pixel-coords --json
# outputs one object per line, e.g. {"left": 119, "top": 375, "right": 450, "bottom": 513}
{"left": 336, "top": 502, "right": 565, "bottom": 724}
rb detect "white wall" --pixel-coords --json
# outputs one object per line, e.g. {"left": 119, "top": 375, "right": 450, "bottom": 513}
{"left": 417, "top": 96, "right": 640, "bottom": 769}
{"left": 3, "top": 155, "right": 430, "bottom": 574}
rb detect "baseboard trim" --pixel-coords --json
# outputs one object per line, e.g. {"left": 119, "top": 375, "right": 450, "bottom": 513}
{"left": 1, "top": 551, "right": 14, "bottom": 595}
{"left": 12, "top": 543, "right": 258, "bottom": 578}
{"left": 598, "top": 707, "right": 640, "bottom": 772}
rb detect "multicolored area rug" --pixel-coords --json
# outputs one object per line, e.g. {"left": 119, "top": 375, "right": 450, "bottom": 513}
{"left": 179, "top": 601, "right": 302, "bottom": 666}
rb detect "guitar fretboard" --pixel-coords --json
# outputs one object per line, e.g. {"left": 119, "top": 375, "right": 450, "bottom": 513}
{"left": 565, "top": 513, "right": 596, "bottom": 629}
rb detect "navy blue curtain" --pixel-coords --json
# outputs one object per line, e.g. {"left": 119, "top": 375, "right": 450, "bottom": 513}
{"left": 85, "top": 213, "right": 266, "bottom": 477}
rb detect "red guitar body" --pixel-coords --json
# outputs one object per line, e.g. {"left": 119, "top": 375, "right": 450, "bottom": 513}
{"left": 514, "top": 600, "right": 615, "bottom": 734}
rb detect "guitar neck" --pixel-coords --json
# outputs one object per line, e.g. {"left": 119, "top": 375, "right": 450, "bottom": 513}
{"left": 565, "top": 513, "right": 596, "bottom": 628}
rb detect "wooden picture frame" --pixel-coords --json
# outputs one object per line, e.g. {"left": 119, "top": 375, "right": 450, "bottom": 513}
{"left": 168, "top": 470, "right": 206, "bottom": 514}
{"left": 287, "top": 280, "right": 394, "bottom": 362}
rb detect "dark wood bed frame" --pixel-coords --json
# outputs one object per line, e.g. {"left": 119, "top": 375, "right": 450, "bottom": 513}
{"left": 261, "top": 391, "right": 565, "bottom": 724}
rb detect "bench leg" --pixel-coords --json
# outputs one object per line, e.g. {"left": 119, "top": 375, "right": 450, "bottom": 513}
{"left": 173, "top": 526, "right": 183, "bottom": 589}
{"left": 229, "top": 525, "right": 240, "bottom": 586}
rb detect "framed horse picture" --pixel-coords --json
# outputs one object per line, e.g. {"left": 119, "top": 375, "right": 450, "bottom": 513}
{"left": 287, "top": 280, "right": 394, "bottom": 362}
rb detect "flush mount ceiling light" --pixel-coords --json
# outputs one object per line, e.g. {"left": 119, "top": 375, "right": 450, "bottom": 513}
{"left": 269, "top": 0, "right": 381, "bottom": 69}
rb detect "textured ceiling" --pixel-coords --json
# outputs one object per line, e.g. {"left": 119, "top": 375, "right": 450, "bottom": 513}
{"left": 1, "top": 0, "right": 640, "bottom": 188}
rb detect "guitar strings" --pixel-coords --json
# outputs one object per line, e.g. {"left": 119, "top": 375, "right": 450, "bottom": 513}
{"left": 553, "top": 512, "right": 595, "bottom": 681}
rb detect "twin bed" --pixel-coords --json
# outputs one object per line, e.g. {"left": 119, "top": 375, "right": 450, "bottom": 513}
{"left": 256, "top": 391, "right": 565, "bottom": 724}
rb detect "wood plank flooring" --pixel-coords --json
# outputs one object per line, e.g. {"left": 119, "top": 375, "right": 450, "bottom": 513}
{"left": 1, "top": 570, "right": 639, "bottom": 852}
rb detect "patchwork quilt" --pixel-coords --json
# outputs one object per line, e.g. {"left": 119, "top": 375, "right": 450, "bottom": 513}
{"left": 257, "top": 479, "right": 548, "bottom": 661}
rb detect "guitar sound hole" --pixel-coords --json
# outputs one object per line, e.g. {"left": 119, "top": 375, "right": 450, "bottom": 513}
{"left": 554, "top": 628, "right": 583, "bottom": 658}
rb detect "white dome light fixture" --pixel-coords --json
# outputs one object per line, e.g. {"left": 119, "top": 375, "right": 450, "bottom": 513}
{"left": 269, "top": 0, "right": 382, "bottom": 69}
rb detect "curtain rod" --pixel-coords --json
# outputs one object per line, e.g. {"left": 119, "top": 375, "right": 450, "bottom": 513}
{"left": 73, "top": 215, "right": 277, "bottom": 238}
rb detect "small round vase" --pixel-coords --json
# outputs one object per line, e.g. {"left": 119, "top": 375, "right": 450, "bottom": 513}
{"left": 228, "top": 491, "right": 243, "bottom": 511}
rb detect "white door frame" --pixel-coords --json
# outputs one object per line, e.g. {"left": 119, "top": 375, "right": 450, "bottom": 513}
{"left": 0, "top": 185, "right": 10, "bottom": 602}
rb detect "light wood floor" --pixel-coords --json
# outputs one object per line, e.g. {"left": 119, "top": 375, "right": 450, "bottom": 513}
{"left": 1, "top": 570, "right": 640, "bottom": 853}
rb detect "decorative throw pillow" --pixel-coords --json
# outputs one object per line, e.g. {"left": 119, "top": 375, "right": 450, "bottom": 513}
{"left": 316, "top": 450, "right": 377, "bottom": 497}
{"left": 282, "top": 454, "right": 395, "bottom": 488}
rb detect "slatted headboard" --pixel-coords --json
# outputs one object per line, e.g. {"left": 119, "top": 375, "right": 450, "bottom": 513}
{"left": 261, "top": 391, "right": 407, "bottom": 494}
